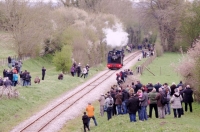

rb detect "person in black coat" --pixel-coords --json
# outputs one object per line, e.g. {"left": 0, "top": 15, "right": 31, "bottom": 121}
{"left": 122, "top": 89, "right": 130, "bottom": 114}
{"left": 82, "top": 112, "right": 90, "bottom": 132}
{"left": 135, "top": 81, "right": 142, "bottom": 93}
{"left": 182, "top": 85, "right": 193, "bottom": 112}
{"left": 76, "top": 63, "right": 81, "bottom": 77}
{"left": 42, "top": 67, "right": 46, "bottom": 80}
{"left": 126, "top": 94, "right": 139, "bottom": 122}
{"left": 3, "top": 69, "right": 7, "bottom": 78}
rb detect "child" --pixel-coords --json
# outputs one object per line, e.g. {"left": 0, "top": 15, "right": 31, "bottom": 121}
{"left": 82, "top": 112, "right": 90, "bottom": 132}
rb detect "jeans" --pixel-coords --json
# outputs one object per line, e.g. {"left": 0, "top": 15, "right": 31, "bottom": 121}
{"left": 117, "top": 105, "right": 122, "bottom": 115}
{"left": 173, "top": 109, "right": 181, "bottom": 118}
{"left": 88, "top": 116, "right": 97, "bottom": 126}
{"left": 149, "top": 104, "right": 158, "bottom": 118}
{"left": 165, "top": 103, "right": 171, "bottom": 115}
{"left": 122, "top": 100, "right": 128, "bottom": 114}
{"left": 107, "top": 107, "right": 113, "bottom": 120}
{"left": 129, "top": 113, "right": 136, "bottom": 122}
{"left": 140, "top": 106, "right": 148, "bottom": 121}
{"left": 24, "top": 80, "right": 29, "bottom": 86}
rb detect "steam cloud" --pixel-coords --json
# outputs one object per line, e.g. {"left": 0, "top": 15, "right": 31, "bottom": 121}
{"left": 103, "top": 23, "right": 128, "bottom": 47}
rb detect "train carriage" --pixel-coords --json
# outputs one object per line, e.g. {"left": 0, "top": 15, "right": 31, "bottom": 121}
{"left": 107, "top": 49, "right": 124, "bottom": 70}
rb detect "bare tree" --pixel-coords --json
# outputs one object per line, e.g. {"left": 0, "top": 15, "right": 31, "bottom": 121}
{"left": 59, "top": 0, "right": 79, "bottom": 7}
{"left": 1, "top": 0, "right": 51, "bottom": 57}
{"left": 137, "top": 0, "right": 186, "bottom": 51}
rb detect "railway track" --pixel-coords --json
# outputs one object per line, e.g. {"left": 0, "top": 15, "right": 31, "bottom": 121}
{"left": 13, "top": 51, "right": 142, "bottom": 132}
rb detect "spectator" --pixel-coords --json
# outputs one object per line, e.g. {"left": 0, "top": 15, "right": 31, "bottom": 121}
{"left": 70, "top": 66, "right": 75, "bottom": 77}
{"left": 22, "top": 70, "right": 27, "bottom": 86}
{"left": 165, "top": 87, "right": 171, "bottom": 115}
{"left": 42, "top": 67, "right": 46, "bottom": 80}
{"left": 104, "top": 94, "right": 114, "bottom": 120}
{"left": 126, "top": 94, "right": 140, "bottom": 122}
{"left": 3, "top": 69, "right": 7, "bottom": 78}
{"left": 177, "top": 81, "right": 183, "bottom": 88}
{"left": 25, "top": 72, "right": 31, "bottom": 86}
{"left": 139, "top": 88, "right": 148, "bottom": 121}
{"left": 11, "top": 58, "right": 15, "bottom": 67}
{"left": 115, "top": 90, "right": 123, "bottom": 115}
{"left": 76, "top": 63, "right": 81, "bottom": 77}
{"left": 154, "top": 82, "right": 162, "bottom": 92}
{"left": 85, "top": 64, "right": 90, "bottom": 77}
{"left": 98, "top": 93, "right": 105, "bottom": 117}
{"left": 86, "top": 103, "right": 97, "bottom": 127}
{"left": 34, "top": 76, "right": 40, "bottom": 84}
{"left": 170, "top": 88, "right": 183, "bottom": 118}
{"left": 146, "top": 83, "right": 153, "bottom": 93}
{"left": 82, "top": 112, "right": 90, "bottom": 132}
{"left": 18, "top": 60, "right": 23, "bottom": 73}
{"left": 170, "top": 82, "right": 177, "bottom": 96}
{"left": 81, "top": 67, "right": 87, "bottom": 78}
{"left": 183, "top": 85, "right": 193, "bottom": 112}
{"left": 58, "top": 72, "right": 64, "bottom": 80}
{"left": 110, "top": 88, "right": 117, "bottom": 116}
{"left": 135, "top": 81, "right": 142, "bottom": 93}
{"left": 122, "top": 88, "right": 130, "bottom": 114}
{"left": 148, "top": 88, "right": 158, "bottom": 118}
{"left": 8, "top": 56, "right": 12, "bottom": 68}
{"left": 156, "top": 88, "right": 165, "bottom": 119}
{"left": 12, "top": 73, "right": 18, "bottom": 86}
{"left": 4, "top": 77, "right": 12, "bottom": 88}
{"left": 179, "top": 86, "right": 184, "bottom": 115}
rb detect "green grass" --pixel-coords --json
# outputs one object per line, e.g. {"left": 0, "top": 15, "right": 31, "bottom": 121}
{"left": 132, "top": 57, "right": 148, "bottom": 72}
{"left": 140, "top": 53, "right": 182, "bottom": 85}
{"left": 60, "top": 52, "right": 200, "bottom": 132}
{"left": 60, "top": 102, "right": 200, "bottom": 132}
{"left": 0, "top": 55, "right": 105, "bottom": 132}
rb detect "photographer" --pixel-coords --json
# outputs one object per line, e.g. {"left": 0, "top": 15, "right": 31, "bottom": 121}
{"left": 105, "top": 94, "right": 114, "bottom": 120}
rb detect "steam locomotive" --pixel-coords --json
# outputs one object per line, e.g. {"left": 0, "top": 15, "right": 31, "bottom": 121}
{"left": 107, "top": 49, "right": 124, "bottom": 70}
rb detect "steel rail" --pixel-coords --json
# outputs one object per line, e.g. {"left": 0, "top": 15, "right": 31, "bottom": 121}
{"left": 19, "top": 51, "right": 141, "bottom": 132}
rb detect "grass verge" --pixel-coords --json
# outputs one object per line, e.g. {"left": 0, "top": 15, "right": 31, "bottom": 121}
{"left": 0, "top": 55, "right": 105, "bottom": 132}
{"left": 60, "top": 102, "right": 200, "bottom": 132}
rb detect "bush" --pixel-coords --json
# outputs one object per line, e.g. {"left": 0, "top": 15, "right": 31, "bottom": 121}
{"left": 53, "top": 45, "right": 72, "bottom": 73}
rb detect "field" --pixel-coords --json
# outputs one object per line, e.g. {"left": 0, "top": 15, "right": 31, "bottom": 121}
{"left": 60, "top": 53, "right": 200, "bottom": 132}
{"left": 140, "top": 53, "right": 182, "bottom": 85}
{"left": 0, "top": 55, "right": 105, "bottom": 132}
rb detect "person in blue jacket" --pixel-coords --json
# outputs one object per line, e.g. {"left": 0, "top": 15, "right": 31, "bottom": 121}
{"left": 13, "top": 73, "right": 18, "bottom": 86}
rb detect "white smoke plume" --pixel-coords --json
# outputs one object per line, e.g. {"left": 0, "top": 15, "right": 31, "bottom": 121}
{"left": 103, "top": 23, "right": 128, "bottom": 47}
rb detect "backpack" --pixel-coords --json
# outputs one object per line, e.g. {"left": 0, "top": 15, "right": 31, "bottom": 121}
{"left": 108, "top": 98, "right": 113, "bottom": 107}
{"left": 161, "top": 93, "right": 168, "bottom": 105}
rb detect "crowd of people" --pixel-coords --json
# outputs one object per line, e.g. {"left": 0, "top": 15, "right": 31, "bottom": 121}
{"left": 116, "top": 69, "right": 133, "bottom": 85}
{"left": 70, "top": 62, "right": 90, "bottom": 78}
{"left": 82, "top": 79, "right": 194, "bottom": 132}
{"left": 98, "top": 80, "right": 193, "bottom": 122}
